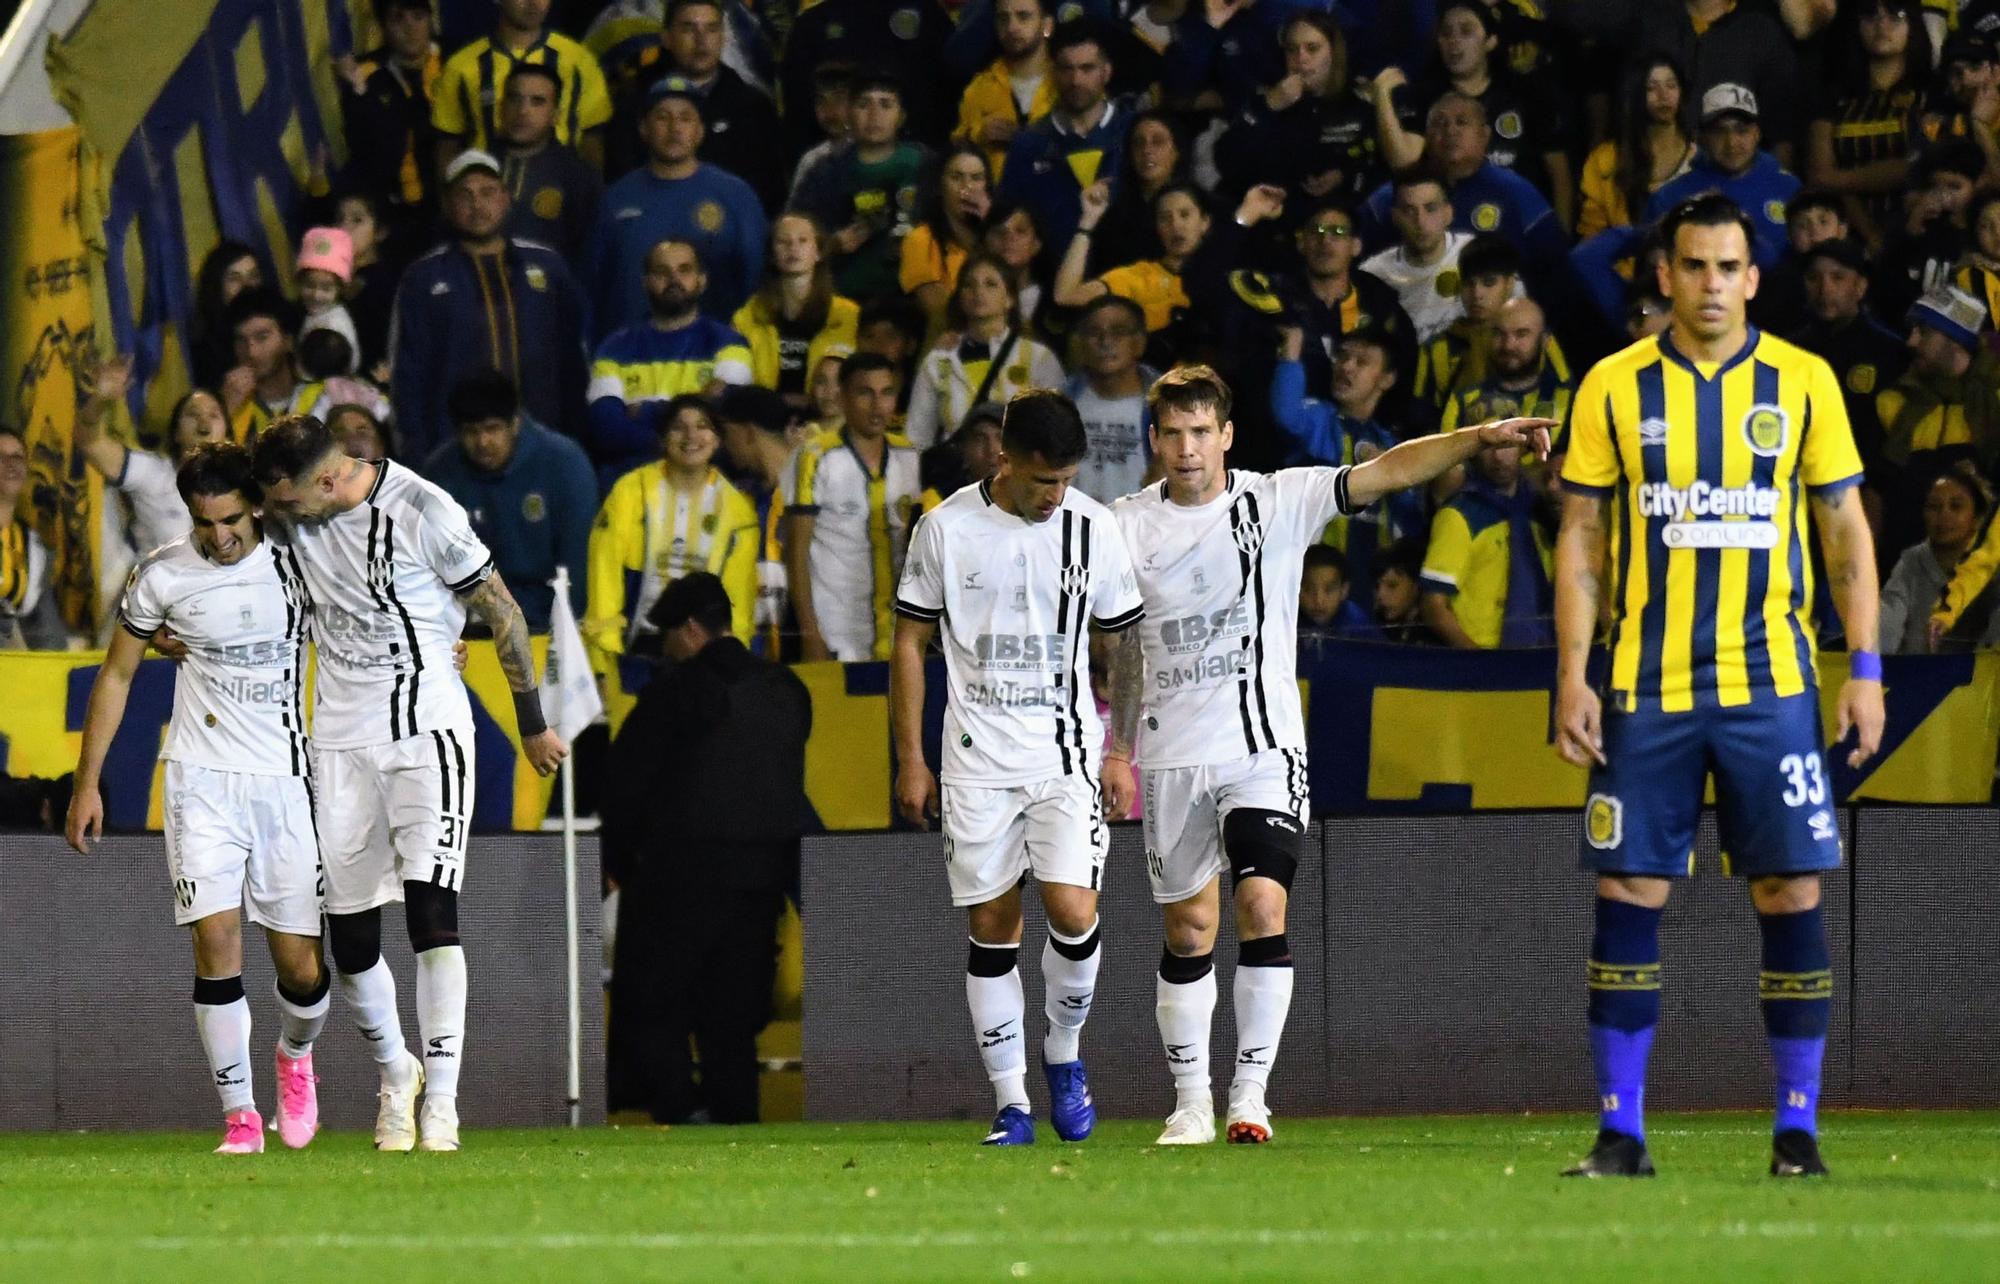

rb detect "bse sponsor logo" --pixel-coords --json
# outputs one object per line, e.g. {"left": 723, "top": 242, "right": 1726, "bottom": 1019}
{"left": 206, "top": 638, "right": 294, "bottom": 668}
{"left": 1155, "top": 647, "right": 1249, "bottom": 690}
{"left": 1159, "top": 602, "right": 1250, "bottom": 654}
{"left": 961, "top": 680, "right": 1067, "bottom": 708}
{"left": 975, "top": 633, "right": 1066, "bottom": 668}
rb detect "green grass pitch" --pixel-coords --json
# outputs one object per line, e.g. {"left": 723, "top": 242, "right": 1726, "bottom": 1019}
{"left": 3, "top": 1113, "right": 1998, "bottom": 1282}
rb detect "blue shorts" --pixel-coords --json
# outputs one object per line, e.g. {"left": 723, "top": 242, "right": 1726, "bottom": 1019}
{"left": 1578, "top": 691, "right": 1843, "bottom": 879}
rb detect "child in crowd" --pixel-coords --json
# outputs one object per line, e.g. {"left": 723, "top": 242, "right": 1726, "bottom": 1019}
{"left": 297, "top": 329, "right": 393, "bottom": 424}
{"left": 1299, "top": 543, "right": 1379, "bottom": 641}
{"left": 1372, "top": 537, "right": 1436, "bottom": 644}
{"left": 294, "top": 227, "right": 360, "bottom": 373}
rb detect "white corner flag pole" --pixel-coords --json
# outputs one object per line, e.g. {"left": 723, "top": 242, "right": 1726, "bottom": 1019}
{"left": 543, "top": 566, "right": 601, "bottom": 1129}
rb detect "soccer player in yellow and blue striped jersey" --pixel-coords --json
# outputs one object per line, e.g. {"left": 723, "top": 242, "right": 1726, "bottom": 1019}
{"left": 1553, "top": 193, "right": 1885, "bottom": 1181}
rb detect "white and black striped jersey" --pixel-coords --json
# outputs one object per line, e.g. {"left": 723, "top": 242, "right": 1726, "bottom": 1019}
{"left": 895, "top": 481, "right": 1144, "bottom": 788}
{"left": 1112, "top": 468, "right": 1354, "bottom": 770}
{"left": 277, "top": 461, "right": 494, "bottom": 749}
{"left": 117, "top": 536, "right": 312, "bottom": 777}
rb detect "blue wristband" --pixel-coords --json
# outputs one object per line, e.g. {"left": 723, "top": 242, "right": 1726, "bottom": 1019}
{"left": 1850, "top": 650, "right": 1882, "bottom": 682}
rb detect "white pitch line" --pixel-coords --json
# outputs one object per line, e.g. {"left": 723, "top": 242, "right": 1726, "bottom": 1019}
{"left": 4, "top": 1222, "right": 2000, "bottom": 1255}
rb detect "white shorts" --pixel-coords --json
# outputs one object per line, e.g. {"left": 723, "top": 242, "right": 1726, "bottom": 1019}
{"left": 163, "top": 762, "right": 321, "bottom": 934}
{"left": 314, "top": 729, "right": 474, "bottom": 915}
{"left": 1141, "top": 748, "right": 1309, "bottom": 903}
{"left": 941, "top": 773, "right": 1108, "bottom": 908}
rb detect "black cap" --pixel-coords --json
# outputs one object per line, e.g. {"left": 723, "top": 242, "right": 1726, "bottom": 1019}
{"left": 1800, "top": 237, "right": 1869, "bottom": 275}
{"left": 1943, "top": 33, "right": 1997, "bottom": 67}
{"left": 649, "top": 571, "right": 732, "bottom": 632}
{"left": 715, "top": 384, "right": 792, "bottom": 436}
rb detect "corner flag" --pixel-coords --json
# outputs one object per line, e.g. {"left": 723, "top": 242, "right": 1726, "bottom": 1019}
{"left": 540, "top": 567, "right": 603, "bottom": 741}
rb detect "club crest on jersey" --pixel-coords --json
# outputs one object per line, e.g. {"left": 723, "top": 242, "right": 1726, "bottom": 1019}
{"left": 1585, "top": 794, "right": 1623, "bottom": 850}
{"left": 1742, "top": 404, "right": 1788, "bottom": 457}
{"left": 1231, "top": 516, "right": 1265, "bottom": 558}
{"left": 1061, "top": 563, "right": 1088, "bottom": 597}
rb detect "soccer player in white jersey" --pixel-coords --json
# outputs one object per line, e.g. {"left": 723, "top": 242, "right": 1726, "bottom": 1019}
{"left": 891, "top": 389, "right": 1147, "bottom": 1146}
{"left": 252, "top": 414, "right": 568, "bottom": 1153}
{"left": 66, "top": 444, "right": 329, "bottom": 1155}
{"left": 1115, "top": 365, "right": 1554, "bottom": 1145}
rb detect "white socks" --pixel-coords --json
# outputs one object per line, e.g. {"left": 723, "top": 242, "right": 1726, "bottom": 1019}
{"left": 416, "top": 946, "right": 468, "bottom": 1099}
{"left": 193, "top": 976, "right": 254, "bottom": 1114}
{"left": 339, "top": 958, "right": 413, "bottom": 1081}
{"left": 274, "top": 973, "right": 331, "bottom": 1059}
{"left": 1156, "top": 952, "right": 1217, "bottom": 1111}
{"left": 1232, "top": 936, "right": 1295, "bottom": 1094}
{"left": 966, "top": 939, "right": 1029, "bottom": 1113}
{"left": 1041, "top": 918, "right": 1101, "bottom": 1066}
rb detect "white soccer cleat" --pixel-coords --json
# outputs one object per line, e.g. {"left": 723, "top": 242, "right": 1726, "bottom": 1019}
{"left": 1225, "top": 1083, "right": 1273, "bottom": 1144}
{"left": 1155, "top": 1104, "right": 1216, "bottom": 1146}
{"left": 418, "top": 1096, "right": 460, "bottom": 1152}
{"left": 374, "top": 1052, "right": 424, "bottom": 1152}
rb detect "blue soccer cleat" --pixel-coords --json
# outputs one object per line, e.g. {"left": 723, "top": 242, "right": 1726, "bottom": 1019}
{"left": 1043, "top": 1059, "right": 1097, "bottom": 1142}
{"left": 981, "top": 1105, "right": 1035, "bottom": 1146}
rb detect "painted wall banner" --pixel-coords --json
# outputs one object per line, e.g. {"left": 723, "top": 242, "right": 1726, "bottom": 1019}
{"left": 0, "top": 127, "right": 104, "bottom": 634}
{"left": 3, "top": 644, "right": 1993, "bottom": 835}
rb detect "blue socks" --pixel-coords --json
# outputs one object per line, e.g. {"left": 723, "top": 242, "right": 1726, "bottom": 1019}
{"left": 1586, "top": 897, "right": 1662, "bottom": 1142}
{"left": 1759, "top": 905, "right": 1832, "bottom": 1137}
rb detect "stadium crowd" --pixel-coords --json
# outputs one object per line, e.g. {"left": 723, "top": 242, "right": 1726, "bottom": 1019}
{"left": 12, "top": 0, "right": 2000, "bottom": 663}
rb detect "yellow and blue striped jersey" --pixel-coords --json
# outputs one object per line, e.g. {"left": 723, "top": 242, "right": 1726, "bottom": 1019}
{"left": 584, "top": 462, "right": 758, "bottom": 657}
{"left": 1563, "top": 328, "right": 1864, "bottom": 713}
{"left": 1419, "top": 490, "right": 1553, "bottom": 649}
{"left": 1439, "top": 362, "right": 1576, "bottom": 434}
{"left": 432, "top": 31, "right": 612, "bottom": 152}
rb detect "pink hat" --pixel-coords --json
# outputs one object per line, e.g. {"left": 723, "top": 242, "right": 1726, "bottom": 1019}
{"left": 296, "top": 226, "right": 354, "bottom": 283}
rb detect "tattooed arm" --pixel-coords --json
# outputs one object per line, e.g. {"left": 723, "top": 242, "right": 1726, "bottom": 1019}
{"left": 461, "top": 571, "right": 570, "bottom": 775}
{"left": 1812, "top": 485, "right": 1884, "bottom": 768}
{"left": 1099, "top": 623, "right": 1145, "bottom": 820}
{"left": 1553, "top": 490, "right": 1609, "bottom": 768}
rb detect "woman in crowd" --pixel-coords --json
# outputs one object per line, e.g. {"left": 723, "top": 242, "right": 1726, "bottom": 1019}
{"left": 903, "top": 253, "right": 1064, "bottom": 449}
{"left": 1054, "top": 182, "right": 1210, "bottom": 336}
{"left": 1089, "top": 109, "right": 1186, "bottom": 273}
{"left": 804, "top": 350, "right": 848, "bottom": 433}
{"left": 326, "top": 402, "right": 396, "bottom": 461}
{"left": 73, "top": 356, "right": 231, "bottom": 556}
{"left": 734, "top": 213, "right": 860, "bottom": 415}
{"left": 1881, "top": 465, "right": 2000, "bottom": 652}
{"left": 1577, "top": 56, "right": 1695, "bottom": 239}
{"left": 335, "top": 190, "right": 399, "bottom": 379}
{"left": 900, "top": 145, "right": 992, "bottom": 335}
{"left": 188, "top": 240, "right": 264, "bottom": 392}
{"left": 979, "top": 198, "right": 1052, "bottom": 338}
{"left": 1219, "top": 14, "right": 1382, "bottom": 229}
{"left": 1806, "top": 0, "right": 1932, "bottom": 247}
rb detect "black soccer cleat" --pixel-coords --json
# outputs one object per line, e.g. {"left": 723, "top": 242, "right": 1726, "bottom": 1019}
{"left": 1561, "top": 1128, "right": 1656, "bottom": 1178}
{"left": 1770, "top": 1128, "right": 1830, "bottom": 1178}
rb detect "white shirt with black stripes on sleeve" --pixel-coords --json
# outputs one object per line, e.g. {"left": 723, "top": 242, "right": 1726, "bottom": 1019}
{"left": 117, "top": 536, "right": 314, "bottom": 777}
{"left": 1110, "top": 467, "right": 1356, "bottom": 770}
{"left": 894, "top": 480, "right": 1145, "bottom": 789}
{"left": 276, "top": 460, "right": 495, "bottom": 750}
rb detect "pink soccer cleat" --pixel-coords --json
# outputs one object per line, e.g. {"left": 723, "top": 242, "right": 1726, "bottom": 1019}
{"left": 274, "top": 1045, "right": 320, "bottom": 1149}
{"left": 215, "top": 1109, "right": 264, "bottom": 1155}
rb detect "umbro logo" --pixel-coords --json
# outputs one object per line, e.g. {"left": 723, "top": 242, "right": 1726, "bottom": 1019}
{"left": 427, "top": 1035, "right": 458, "bottom": 1059}
{"left": 1639, "top": 417, "right": 1669, "bottom": 447}
{"left": 1237, "top": 1046, "right": 1270, "bottom": 1065}
{"left": 429, "top": 281, "right": 450, "bottom": 296}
